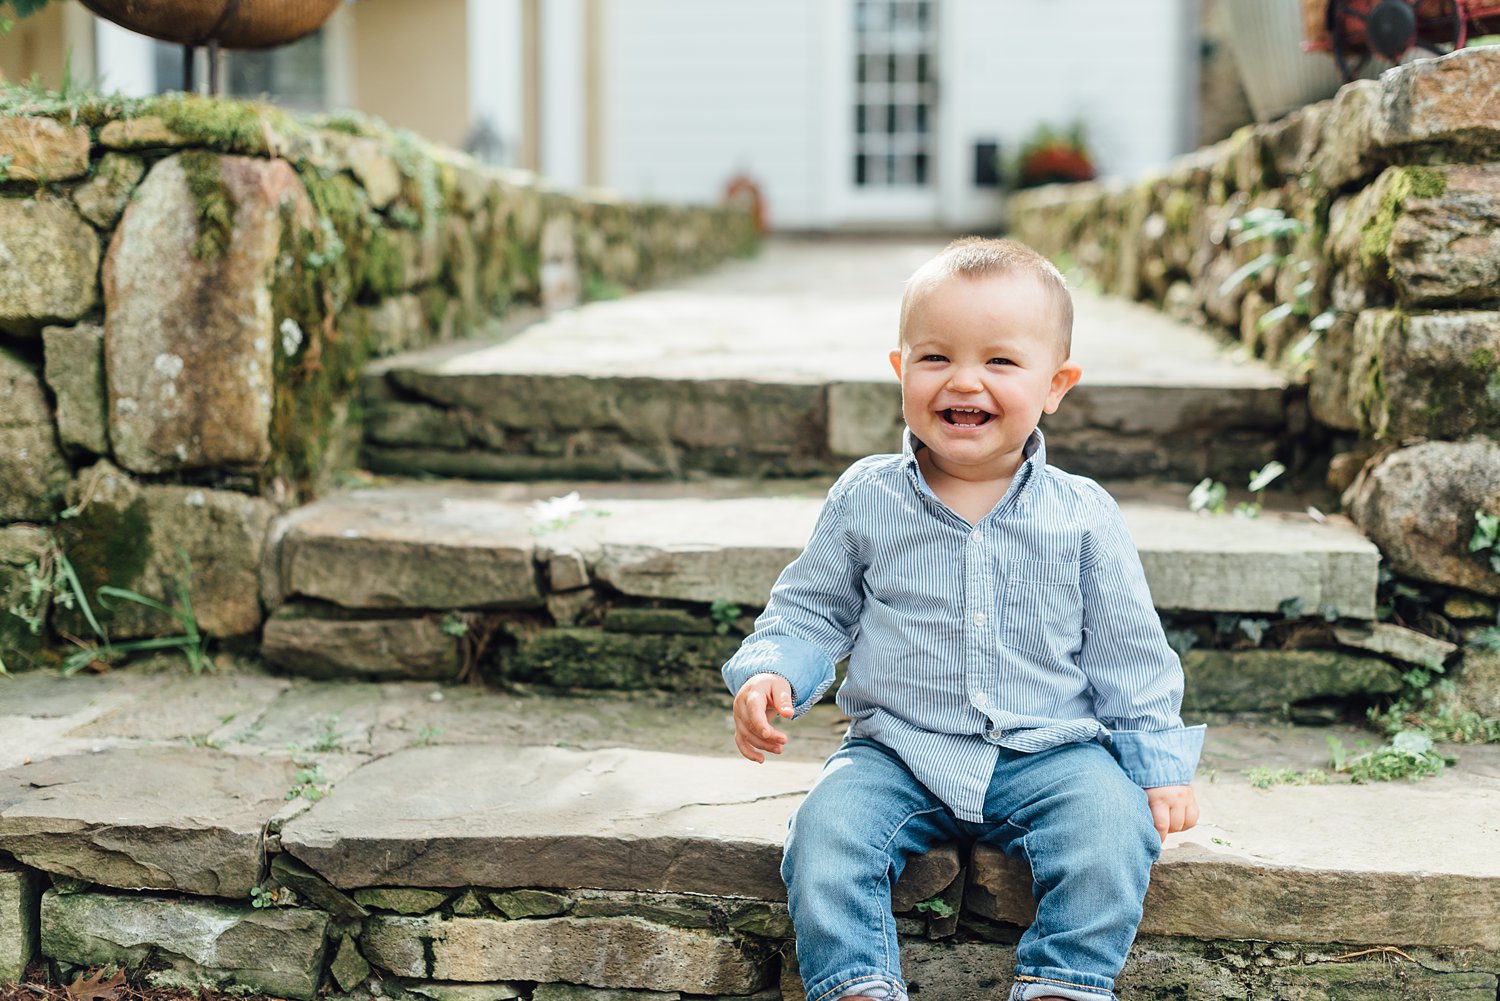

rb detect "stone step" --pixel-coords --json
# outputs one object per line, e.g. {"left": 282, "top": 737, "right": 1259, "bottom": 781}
{"left": 2, "top": 666, "right": 1498, "bottom": 999}
{"left": 264, "top": 478, "right": 1379, "bottom": 619}
{"left": 361, "top": 239, "right": 1290, "bottom": 483}
{"left": 257, "top": 478, "right": 1388, "bottom": 705}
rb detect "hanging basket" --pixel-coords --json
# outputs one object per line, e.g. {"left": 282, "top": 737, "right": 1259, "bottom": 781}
{"left": 77, "top": 0, "right": 341, "bottom": 50}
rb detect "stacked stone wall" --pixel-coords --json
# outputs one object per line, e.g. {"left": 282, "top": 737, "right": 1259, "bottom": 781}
{"left": 1008, "top": 47, "right": 1500, "bottom": 708}
{"left": 0, "top": 89, "right": 757, "bottom": 668}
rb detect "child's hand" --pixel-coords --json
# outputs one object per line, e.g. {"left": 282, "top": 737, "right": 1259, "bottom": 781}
{"left": 1144, "top": 784, "right": 1199, "bottom": 842}
{"left": 732, "top": 672, "right": 795, "bottom": 763}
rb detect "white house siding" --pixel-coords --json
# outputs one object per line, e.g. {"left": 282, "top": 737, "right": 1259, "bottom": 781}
{"left": 940, "top": 0, "right": 1196, "bottom": 220}
{"left": 602, "top": 0, "right": 827, "bottom": 229}
{"left": 601, "top": 0, "right": 1194, "bottom": 231}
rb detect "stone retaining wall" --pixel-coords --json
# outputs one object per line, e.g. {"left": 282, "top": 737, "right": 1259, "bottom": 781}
{"left": 1008, "top": 47, "right": 1500, "bottom": 610}
{"left": 0, "top": 89, "right": 756, "bottom": 668}
{"left": 6, "top": 862, "right": 1496, "bottom": 1000}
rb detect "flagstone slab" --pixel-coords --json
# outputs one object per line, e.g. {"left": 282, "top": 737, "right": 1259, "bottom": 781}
{"left": 967, "top": 770, "right": 1500, "bottom": 950}
{"left": 280, "top": 744, "right": 816, "bottom": 898}
{"left": 269, "top": 491, "right": 542, "bottom": 610}
{"left": 0, "top": 747, "right": 298, "bottom": 897}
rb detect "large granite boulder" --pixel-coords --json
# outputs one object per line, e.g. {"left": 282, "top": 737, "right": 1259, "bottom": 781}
{"left": 0, "top": 348, "right": 71, "bottom": 522}
{"left": 104, "top": 152, "right": 311, "bottom": 473}
{"left": 1345, "top": 439, "right": 1500, "bottom": 596}
{"left": 0, "top": 195, "right": 99, "bottom": 336}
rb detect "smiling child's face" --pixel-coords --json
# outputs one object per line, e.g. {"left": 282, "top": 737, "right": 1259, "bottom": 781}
{"left": 889, "top": 271, "right": 1081, "bottom": 485}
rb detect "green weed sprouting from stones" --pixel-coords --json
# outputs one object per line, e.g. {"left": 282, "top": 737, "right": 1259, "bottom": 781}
{"left": 1327, "top": 730, "right": 1454, "bottom": 783}
{"left": 61, "top": 549, "right": 213, "bottom": 676}
{"left": 249, "top": 887, "right": 276, "bottom": 909}
{"left": 285, "top": 765, "right": 330, "bottom": 801}
{"left": 1187, "top": 461, "right": 1284, "bottom": 519}
{"left": 411, "top": 725, "right": 442, "bottom": 747}
{"left": 914, "top": 896, "right": 957, "bottom": 919}
{"left": 710, "top": 599, "right": 742, "bottom": 636}
{"left": 310, "top": 714, "right": 343, "bottom": 753}
{"left": 441, "top": 612, "right": 469, "bottom": 638}
{"left": 1246, "top": 767, "right": 1329, "bottom": 790}
{"left": 1469, "top": 509, "right": 1500, "bottom": 575}
{"left": 1368, "top": 615, "right": 1500, "bottom": 743}
{"left": 1472, "top": 610, "right": 1500, "bottom": 653}
{"left": 1219, "top": 207, "right": 1334, "bottom": 363}
{"left": 1187, "top": 477, "right": 1227, "bottom": 516}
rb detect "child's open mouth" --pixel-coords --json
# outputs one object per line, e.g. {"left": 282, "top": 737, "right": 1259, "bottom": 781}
{"left": 941, "top": 407, "right": 994, "bottom": 427}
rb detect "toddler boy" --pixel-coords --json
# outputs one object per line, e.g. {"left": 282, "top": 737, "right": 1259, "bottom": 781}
{"left": 722, "top": 238, "right": 1204, "bottom": 1001}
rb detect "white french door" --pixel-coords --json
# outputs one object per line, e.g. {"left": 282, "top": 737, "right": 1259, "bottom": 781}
{"left": 824, "top": 0, "right": 942, "bottom": 225}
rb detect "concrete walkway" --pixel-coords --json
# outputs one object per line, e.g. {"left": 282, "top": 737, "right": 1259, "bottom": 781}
{"left": 3, "top": 662, "right": 1499, "bottom": 952}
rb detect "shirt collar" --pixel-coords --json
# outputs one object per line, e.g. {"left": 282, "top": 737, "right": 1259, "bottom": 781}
{"left": 901, "top": 426, "right": 1048, "bottom": 510}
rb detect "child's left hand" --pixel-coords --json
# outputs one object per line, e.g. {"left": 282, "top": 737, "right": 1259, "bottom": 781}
{"left": 1144, "top": 784, "right": 1199, "bottom": 842}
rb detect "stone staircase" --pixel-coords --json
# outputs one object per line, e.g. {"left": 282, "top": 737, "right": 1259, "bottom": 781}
{"left": 6, "top": 238, "right": 1497, "bottom": 1001}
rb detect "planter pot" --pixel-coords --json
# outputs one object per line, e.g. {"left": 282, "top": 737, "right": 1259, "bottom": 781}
{"left": 77, "top": 0, "right": 341, "bottom": 50}
{"left": 1225, "top": 0, "right": 1346, "bottom": 121}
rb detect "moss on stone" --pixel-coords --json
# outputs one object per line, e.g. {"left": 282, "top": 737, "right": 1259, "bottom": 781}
{"left": 53, "top": 496, "right": 155, "bottom": 634}
{"left": 1359, "top": 166, "right": 1448, "bottom": 274}
{"left": 503, "top": 627, "right": 740, "bottom": 691}
{"left": 360, "top": 226, "right": 406, "bottom": 298}
{"left": 1162, "top": 189, "right": 1195, "bottom": 235}
{"left": 266, "top": 167, "right": 381, "bottom": 493}
{"left": 178, "top": 150, "right": 234, "bottom": 264}
{"left": 152, "top": 93, "right": 299, "bottom": 157}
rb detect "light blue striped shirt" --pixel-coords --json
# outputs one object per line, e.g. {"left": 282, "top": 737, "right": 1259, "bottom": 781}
{"left": 723, "top": 428, "right": 1205, "bottom": 823}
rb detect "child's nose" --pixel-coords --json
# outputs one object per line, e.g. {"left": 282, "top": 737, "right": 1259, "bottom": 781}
{"left": 947, "top": 365, "right": 983, "bottom": 391}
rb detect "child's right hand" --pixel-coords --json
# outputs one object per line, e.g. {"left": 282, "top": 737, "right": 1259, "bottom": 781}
{"left": 732, "top": 672, "right": 795, "bottom": 763}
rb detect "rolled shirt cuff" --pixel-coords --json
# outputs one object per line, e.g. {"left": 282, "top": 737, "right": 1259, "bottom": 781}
{"left": 721, "top": 634, "right": 837, "bottom": 717}
{"left": 1105, "top": 723, "right": 1207, "bottom": 788}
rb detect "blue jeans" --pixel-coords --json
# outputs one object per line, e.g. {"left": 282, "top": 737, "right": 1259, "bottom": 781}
{"left": 782, "top": 738, "right": 1160, "bottom": 1001}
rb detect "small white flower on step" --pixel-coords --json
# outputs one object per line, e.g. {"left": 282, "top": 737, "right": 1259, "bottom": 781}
{"left": 184, "top": 491, "right": 207, "bottom": 507}
{"left": 280, "top": 317, "right": 305, "bottom": 357}
{"left": 1306, "top": 506, "right": 1325, "bottom": 523}
{"left": 529, "top": 491, "right": 591, "bottom": 535}
{"left": 429, "top": 691, "right": 445, "bottom": 702}
{"left": 341, "top": 528, "right": 361, "bottom": 538}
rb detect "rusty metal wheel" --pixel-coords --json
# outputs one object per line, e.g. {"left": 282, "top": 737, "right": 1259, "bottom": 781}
{"left": 1328, "top": 0, "right": 1467, "bottom": 81}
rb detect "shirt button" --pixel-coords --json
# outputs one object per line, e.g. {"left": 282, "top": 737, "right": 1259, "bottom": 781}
{"left": 970, "top": 529, "right": 982, "bottom": 543}
{"left": 973, "top": 613, "right": 987, "bottom": 627}
{"left": 973, "top": 692, "right": 988, "bottom": 706}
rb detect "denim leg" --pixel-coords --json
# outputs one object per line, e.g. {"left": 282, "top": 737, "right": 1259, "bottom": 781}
{"left": 979, "top": 741, "right": 1160, "bottom": 1001}
{"left": 782, "top": 739, "right": 959, "bottom": 1001}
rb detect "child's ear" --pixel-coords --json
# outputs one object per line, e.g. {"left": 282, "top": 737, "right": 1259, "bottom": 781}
{"left": 1043, "top": 362, "right": 1083, "bottom": 414}
{"left": 889, "top": 349, "right": 903, "bottom": 380}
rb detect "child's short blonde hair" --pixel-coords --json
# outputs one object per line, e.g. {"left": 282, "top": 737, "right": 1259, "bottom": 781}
{"left": 899, "top": 237, "right": 1074, "bottom": 360}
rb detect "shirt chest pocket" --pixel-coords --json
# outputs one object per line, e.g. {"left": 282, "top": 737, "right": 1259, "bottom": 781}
{"left": 1001, "top": 559, "right": 1083, "bottom": 661}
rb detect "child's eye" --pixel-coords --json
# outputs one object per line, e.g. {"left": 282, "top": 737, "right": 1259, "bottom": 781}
{"left": 921, "top": 354, "right": 947, "bottom": 363}
{"left": 988, "top": 357, "right": 1016, "bottom": 366}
